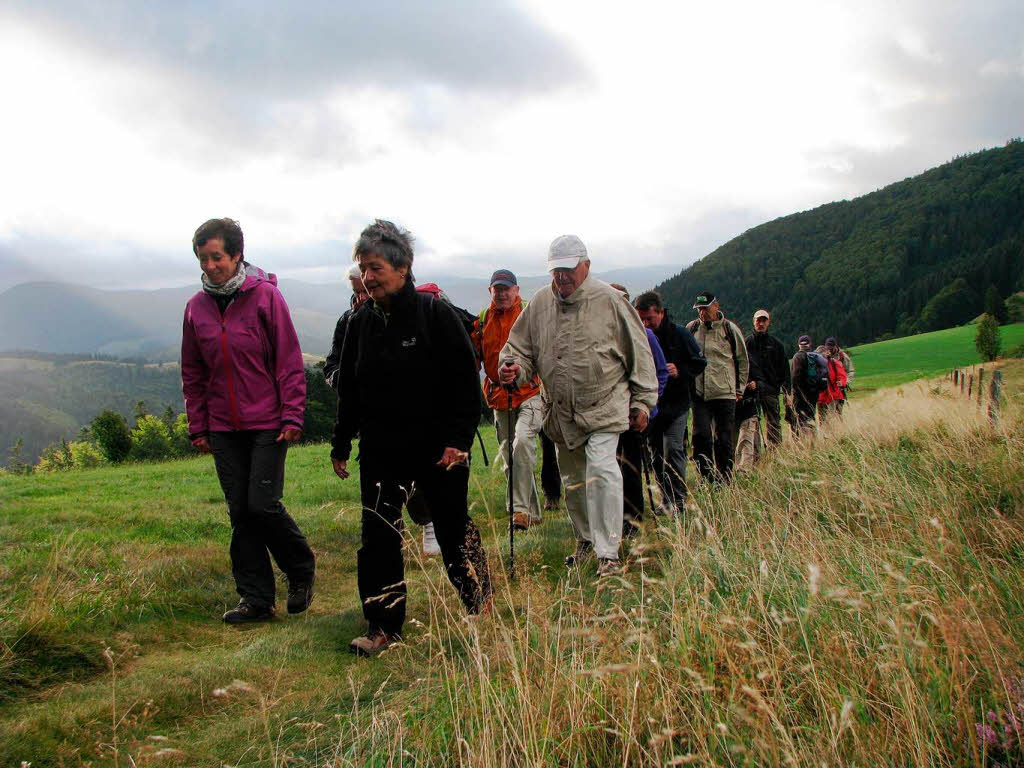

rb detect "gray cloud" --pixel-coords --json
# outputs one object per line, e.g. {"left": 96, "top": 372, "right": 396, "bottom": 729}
{"left": 2, "top": 2, "right": 589, "bottom": 168}
{"left": 807, "top": 0, "right": 1024, "bottom": 195}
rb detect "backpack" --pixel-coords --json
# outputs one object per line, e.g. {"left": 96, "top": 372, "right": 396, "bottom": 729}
{"left": 804, "top": 351, "right": 830, "bottom": 392}
{"left": 416, "top": 282, "right": 477, "bottom": 340}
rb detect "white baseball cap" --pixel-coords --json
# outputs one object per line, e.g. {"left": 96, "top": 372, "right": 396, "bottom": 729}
{"left": 547, "top": 234, "right": 588, "bottom": 272}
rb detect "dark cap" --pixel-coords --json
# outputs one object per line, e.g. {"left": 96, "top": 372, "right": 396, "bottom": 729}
{"left": 798, "top": 335, "right": 811, "bottom": 345}
{"left": 693, "top": 290, "right": 716, "bottom": 309}
{"left": 489, "top": 269, "right": 517, "bottom": 288}
{"left": 825, "top": 337, "right": 837, "bottom": 349}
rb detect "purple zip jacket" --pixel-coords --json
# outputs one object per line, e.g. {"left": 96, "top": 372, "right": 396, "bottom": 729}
{"left": 180, "top": 264, "right": 305, "bottom": 438}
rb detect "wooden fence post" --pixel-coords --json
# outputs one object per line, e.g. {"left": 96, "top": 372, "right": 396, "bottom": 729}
{"left": 977, "top": 368, "right": 985, "bottom": 405}
{"left": 961, "top": 372, "right": 966, "bottom": 395}
{"left": 989, "top": 370, "right": 1003, "bottom": 423}
{"left": 954, "top": 370, "right": 959, "bottom": 387}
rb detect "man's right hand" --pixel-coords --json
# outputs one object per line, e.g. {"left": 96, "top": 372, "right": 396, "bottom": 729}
{"left": 332, "top": 457, "right": 349, "bottom": 479}
{"left": 498, "top": 362, "right": 520, "bottom": 387}
{"left": 192, "top": 437, "right": 212, "bottom": 454}
{"left": 665, "top": 362, "right": 678, "bottom": 378}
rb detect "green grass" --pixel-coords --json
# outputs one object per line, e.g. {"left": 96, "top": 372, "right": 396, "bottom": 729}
{"left": 847, "top": 321, "right": 1024, "bottom": 392}
{"left": 2, "top": 366, "right": 1024, "bottom": 766}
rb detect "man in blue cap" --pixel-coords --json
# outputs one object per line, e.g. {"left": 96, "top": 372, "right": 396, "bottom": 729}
{"left": 472, "top": 269, "right": 545, "bottom": 530}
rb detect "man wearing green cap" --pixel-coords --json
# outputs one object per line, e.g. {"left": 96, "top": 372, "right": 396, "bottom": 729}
{"left": 686, "top": 291, "right": 748, "bottom": 484}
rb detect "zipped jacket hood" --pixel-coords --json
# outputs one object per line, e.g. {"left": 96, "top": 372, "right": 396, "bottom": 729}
{"left": 181, "top": 263, "right": 306, "bottom": 437}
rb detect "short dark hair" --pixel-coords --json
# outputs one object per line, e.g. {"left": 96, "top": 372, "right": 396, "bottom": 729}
{"left": 353, "top": 219, "right": 415, "bottom": 280}
{"left": 633, "top": 290, "right": 664, "bottom": 312}
{"left": 193, "top": 218, "right": 244, "bottom": 257}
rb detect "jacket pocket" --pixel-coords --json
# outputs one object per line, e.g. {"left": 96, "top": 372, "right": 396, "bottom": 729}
{"left": 573, "top": 383, "right": 622, "bottom": 434}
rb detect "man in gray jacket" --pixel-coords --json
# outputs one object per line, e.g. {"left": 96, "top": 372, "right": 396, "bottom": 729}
{"left": 499, "top": 235, "right": 658, "bottom": 577}
{"left": 686, "top": 291, "right": 749, "bottom": 485}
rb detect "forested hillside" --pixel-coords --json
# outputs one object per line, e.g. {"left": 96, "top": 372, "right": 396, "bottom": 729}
{"left": 655, "top": 140, "right": 1024, "bottom": 345}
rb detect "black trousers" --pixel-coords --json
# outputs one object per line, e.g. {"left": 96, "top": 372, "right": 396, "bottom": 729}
{"left": 358, "top": 448, "right": 491, "bottom": 636}
{"left": 691, "top": 397, "right": 737, "bottom": 484}
{"left": 540, "top": 430, "right": 561, "bottom": 501}
{"left": 616, "top": 430, "right": 645, "bottom": 534}
{"left": 760, "top": 393, "right": 783, "bottom": 446}
{"left": 209, "top": 430, "right": 316, "bottom": 609}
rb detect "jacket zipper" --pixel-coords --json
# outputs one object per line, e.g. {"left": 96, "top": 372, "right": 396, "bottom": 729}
{"left": 218, "top": 304, "right": 243, "bottom": 430}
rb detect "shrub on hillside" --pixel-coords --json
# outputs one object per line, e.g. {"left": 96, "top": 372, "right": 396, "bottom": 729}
{"left": 975, "top": 314, "right": 1001, "bottom": 361}
{"left": 984, "top": 284, "right": 1008, "bottom": 324}
{"left": 91, "top": 410, "right": 132, "bottom": 463}
{"left": 69, "top": 440, "right": 105, "bottom": 469}
{"left": 170, "top": 413, "right": 193, "bottom": 456}
{"left": 129, "top": 415, "right": 174, "bottom": 461}
{"left": 1006, "top": 291, "right": 1024, "bottom": 323}
{"left": 36, "top": 439, "right": 106, "bottom": 471}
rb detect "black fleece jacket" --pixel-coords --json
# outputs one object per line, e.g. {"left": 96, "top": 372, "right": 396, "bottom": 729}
{"left": 744, "top": 331, "right": 791, "bottom": 397}
{"left": 330, "top": 280, "right": 480, "bottom": 462}
{"left": 650, "top": 310, "right": 707, "bottom": 427}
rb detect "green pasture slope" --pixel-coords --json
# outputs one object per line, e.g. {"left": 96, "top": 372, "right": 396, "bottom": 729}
{"left": 848, "top": 321, "right": 1024, "bottom": 392}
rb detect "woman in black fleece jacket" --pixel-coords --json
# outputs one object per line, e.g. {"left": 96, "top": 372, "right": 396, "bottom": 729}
{"left": 330, "top": 220, "right": 491, "bottom": 656}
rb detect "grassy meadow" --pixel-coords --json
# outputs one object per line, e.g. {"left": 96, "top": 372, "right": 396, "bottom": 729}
{"left": 847, "top": 321, "right": 1024, "bottom": 392}
{"left": 2, "top": 361, "right": 1024, "bottom": 766}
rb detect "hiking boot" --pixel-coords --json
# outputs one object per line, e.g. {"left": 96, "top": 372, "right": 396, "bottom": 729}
{"left": 287, "top": 576, "right": 314, "bottom": 614}
{"left": 222, "top": 599, "right": 275, "bottom": 624}
{"left": 512, "top": 512, "right": 534, "bottom": 531}
{"left": 564, "top": 540, "right": 594, "bottom": 567}
{"left": 349, "top": 628, "right": 398, "bottom": 657}
{"left": 597, "top": 558, "right": 624, "bottom": 578}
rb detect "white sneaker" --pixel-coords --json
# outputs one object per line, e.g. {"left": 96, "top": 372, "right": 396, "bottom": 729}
{"left": 422, "top": 523, "right": 441, "bottom": 555}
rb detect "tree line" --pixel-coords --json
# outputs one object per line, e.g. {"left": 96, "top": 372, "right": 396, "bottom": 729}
{"left": 3, "top": 365, "right": 339, "bottom": 474}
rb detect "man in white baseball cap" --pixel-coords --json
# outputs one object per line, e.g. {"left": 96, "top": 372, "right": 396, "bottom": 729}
{"left": 499, "top": 235, "right": 658, "bottom": 577}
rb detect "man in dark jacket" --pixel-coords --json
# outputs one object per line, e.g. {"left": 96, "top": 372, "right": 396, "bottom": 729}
{"left": 744, "top": 309, "right": 791, "bottom": 447}
{"left": 790, "top": 335, "right": 819, "bottom": 436}
{"left": 323, "top": 264, "right": 370, "bottom": 390}
{"left": 634, "top": 290, "right": 707, "bottom": 512}
{"left": 330, "top": 220, "right": 491, "bottom": 656}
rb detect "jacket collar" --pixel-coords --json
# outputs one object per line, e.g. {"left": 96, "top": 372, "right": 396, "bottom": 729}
{"left": 369, "top": 279, "right": 417, "bottom": 318}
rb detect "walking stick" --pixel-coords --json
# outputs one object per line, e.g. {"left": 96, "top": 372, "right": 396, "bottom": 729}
{"left": 503, "top": 365, "right": 516, "bottom": 582}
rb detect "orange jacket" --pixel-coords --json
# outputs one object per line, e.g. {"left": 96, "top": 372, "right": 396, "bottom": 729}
{"left": 473, "top": 299, "right": 541, "bottom": 410}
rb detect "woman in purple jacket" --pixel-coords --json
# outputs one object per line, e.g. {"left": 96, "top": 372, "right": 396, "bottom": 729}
{"left": 181, "top": 218, "right": 316, "bottom": 624}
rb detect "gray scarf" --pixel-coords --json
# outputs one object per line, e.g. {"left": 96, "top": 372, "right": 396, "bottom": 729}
{"left": 202, "top": 261, "right": 247, "bottom": 296}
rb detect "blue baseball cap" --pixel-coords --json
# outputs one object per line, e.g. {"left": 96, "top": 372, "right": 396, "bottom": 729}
{"left": 489, "top": 269, "right": 517, "bottom": 288}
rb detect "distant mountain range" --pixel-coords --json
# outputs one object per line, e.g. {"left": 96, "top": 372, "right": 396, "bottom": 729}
{"left": 0, "top": 266, "right": 676, "bottom": 360}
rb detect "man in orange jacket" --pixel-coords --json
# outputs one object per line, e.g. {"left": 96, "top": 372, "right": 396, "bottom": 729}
{"left": 473, "top": 269, "right": 544, "bottom": 530}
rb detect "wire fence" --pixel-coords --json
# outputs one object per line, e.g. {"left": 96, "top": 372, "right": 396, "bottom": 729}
{"left": 949, "top": 365, "right": 1003, "bottom": 422}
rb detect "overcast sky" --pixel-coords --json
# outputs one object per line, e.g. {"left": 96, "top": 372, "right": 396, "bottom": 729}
{"left": 0, "top": 0, "right": 1021, "bottom": 290}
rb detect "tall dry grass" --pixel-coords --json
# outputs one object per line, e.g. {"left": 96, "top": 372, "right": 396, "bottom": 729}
{"left": 300, "top": 371, "right": 1023, "bottom": 766}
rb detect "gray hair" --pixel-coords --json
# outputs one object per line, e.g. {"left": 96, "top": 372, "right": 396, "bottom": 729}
{"left": 353, "top": 219, "right": 415, "bottom": 281}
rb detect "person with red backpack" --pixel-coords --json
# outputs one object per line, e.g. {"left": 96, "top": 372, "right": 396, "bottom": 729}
{"left": 817, "top": 339, "right": 849, "bottom": 423}
{"left": 471, "top": 269, "right": 545, "bottom": 531}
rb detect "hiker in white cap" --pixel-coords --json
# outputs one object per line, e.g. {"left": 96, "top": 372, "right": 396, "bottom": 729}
{"left": 498, "top": 235, "right": 658, "bottom": 577}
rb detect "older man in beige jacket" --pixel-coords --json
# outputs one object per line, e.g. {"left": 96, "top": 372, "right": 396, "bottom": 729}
{"left": 499, "top": 235, "right": 658, "bottom": 576}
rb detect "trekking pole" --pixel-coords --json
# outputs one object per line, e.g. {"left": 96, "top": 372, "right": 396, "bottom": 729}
{"left": 502, "top": 360, "right": 516, "bottom": 582}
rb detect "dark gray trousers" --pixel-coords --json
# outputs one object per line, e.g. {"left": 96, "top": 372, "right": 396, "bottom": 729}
{"left": 210, "top": 430, "right": 316, "bottom": 609}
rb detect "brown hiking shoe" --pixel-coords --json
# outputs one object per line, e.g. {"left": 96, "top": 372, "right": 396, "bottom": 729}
{"left": 349, "top": 628, "right": 398, "bottom": 657}
{"left": 222, "top": 599, "right": 275, "bottom": 624}
{"left": 564, "top": 540, "right": 594, "bottom": 567}
{"left": 597, "top": 558, "right": 624, "bottom": 578}
{"left": 512, "top": 512, "right": 534, "bottom": 531}
{"left": 287, "top": 576, "right": 314, "bottom": 614}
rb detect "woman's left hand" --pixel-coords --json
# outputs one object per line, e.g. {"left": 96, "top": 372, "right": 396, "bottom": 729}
{"left": 436, "top": 446, "right": 469, "bottom": 469}
{"left": 277, "top": 427, "right": 302, "bottom": 443}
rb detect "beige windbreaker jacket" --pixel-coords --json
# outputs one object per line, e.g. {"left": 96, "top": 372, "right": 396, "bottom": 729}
{"left": 500, "top": 276, "right": 659, "bottom": 450}
{"left": 685, "top": 312, "right": 749, "bottom": 401}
